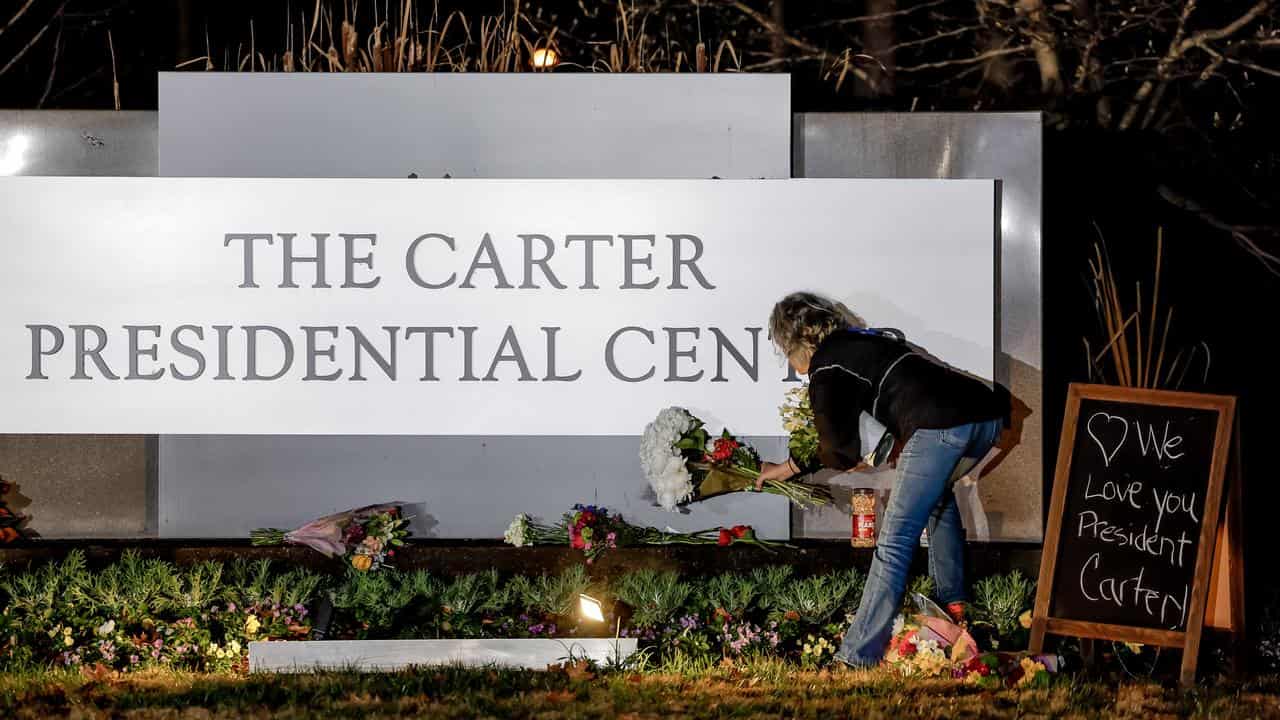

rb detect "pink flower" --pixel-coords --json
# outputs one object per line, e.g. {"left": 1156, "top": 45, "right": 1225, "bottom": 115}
{"left": 282, "top": 503, "right": 403, "bottom": 558}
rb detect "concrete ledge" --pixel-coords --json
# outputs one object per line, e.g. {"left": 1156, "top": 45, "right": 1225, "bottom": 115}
{"left": 249, "top": 638, "right": 639, "bottom": 673}
{"left": 0, "top": 540, "right": 1043, "bottom": 584}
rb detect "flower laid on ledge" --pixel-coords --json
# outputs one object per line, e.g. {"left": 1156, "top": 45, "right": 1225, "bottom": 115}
{"left": 503, "top": 513, "right": 568, "bottom": 548}
{"left": 640, "top": 406, "right": 833, "bottom": 511}
{"left": 503, "top": 504, "right": 789, "bottom": 561}
{"left": 250, "top": 503, "right": 410, "bottom": 572}
{"left": 0, "top": 480, "right": 28, "bottom": 544}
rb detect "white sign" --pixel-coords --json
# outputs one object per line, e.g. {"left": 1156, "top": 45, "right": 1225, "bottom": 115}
{"left": 0, "top": 177, "right": 995, "bottom": 435}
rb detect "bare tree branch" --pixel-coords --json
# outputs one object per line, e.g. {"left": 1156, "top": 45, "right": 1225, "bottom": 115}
{"left": 0, "top": 0, "right": 39, "bottom": 40}
{"left": 1158, "top": 184, "right": 1280, "bottom": 277}
{"left": 895, "top": 44, "right": 1032, "bottom": 73}
{"left": 0, "top": 0, "right": 66, "bottom": 79}
{"left": 729, "top": 0, "right": 874, "bottom": 88}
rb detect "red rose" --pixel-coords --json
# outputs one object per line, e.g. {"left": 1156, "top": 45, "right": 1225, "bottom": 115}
{"left": 708, "top": 437, "right": 741, "bottom": 464}
{"left": 730, "top": 525, "right": 751, "bottom": 539}
{"left": 963, "top": 657, "right": 990, "bottom": 676}
{"left": 897, "top": 630, "right": 918, "bottom": 657}
{"left": 343, "top": 523, "right": 366, "bottom": 543}
{"left": 717, "top": 528, "right": 732, "bottom": 546}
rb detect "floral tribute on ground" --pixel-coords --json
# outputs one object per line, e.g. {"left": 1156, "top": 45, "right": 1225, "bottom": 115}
{"left": 883, "top": 593, "right": 1059, "bottom": 687}
{"left": 640, "top": 407, "right": 833, "bottom": 511}
{"left": 251, "top": 503, "right": 410, "bottom": 573}
{"left": 504, "top": 504, "right": 786, "bottom": 562}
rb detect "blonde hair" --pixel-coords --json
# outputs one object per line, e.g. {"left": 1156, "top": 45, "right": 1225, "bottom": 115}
{"left": 768, "top": 292, "right": 865, "bottom": 358}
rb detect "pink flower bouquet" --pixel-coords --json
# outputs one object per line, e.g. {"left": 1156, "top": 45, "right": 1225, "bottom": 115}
{"left": 251, "top": 503, "right": 410, "bottom": 572}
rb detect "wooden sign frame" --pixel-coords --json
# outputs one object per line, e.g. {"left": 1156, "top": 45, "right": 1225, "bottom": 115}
{"left": 1029, "top": 383, "right": 1239, "bottom": 686}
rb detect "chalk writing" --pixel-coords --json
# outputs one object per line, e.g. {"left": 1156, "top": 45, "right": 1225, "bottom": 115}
{"left": 1051, "top": 400, "right": 1217, "bottom": 632}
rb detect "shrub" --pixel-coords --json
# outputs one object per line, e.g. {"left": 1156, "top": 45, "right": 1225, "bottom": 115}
{"left": 612, "top": 570, "right": 693, "bottom": 630}
{"left": 0, "top": 554, "right": 1039, "bottom": 673}
{"left": 970, "top": 571, "right": 1036, "bottom": 649}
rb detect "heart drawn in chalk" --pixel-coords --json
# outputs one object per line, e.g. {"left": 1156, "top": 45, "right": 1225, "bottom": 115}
{"left": 1086, "top": 412, "right": 1129, "bottom": 467}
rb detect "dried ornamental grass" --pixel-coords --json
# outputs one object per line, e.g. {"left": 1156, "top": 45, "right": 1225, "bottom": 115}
{"left": 177, "top": 0, "right": 744, "bottom": 75}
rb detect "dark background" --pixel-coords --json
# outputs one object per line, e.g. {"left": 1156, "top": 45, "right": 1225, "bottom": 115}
{"left": 2, "top": 0, "right": 1277, "bottom": 626}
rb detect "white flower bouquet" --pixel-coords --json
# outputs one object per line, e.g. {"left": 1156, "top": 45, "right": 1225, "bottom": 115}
{"left": 640, "top": 406, "right": 833, "bottom": 511}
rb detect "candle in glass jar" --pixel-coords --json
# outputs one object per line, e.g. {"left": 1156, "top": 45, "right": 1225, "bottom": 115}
{"left": 851, "top": 489, "right": 876, "bottom": 547}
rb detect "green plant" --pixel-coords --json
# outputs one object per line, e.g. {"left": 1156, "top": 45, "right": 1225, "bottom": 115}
{"left": 0, "top": 553, "right": 1058, "bottom": 676}
{"left": 167, "top": 561, "right": 228, "bottom": 616}
{"left": 511, "top": 565, "right": 591, "bottom": 619}
{"left": 267, "top": 568, "right": 325, "bottom": 610}
{"left": 225, "top": 559, "right": 276, "bottom": 607}
{"left": 905, "top": 575, "right": 936, "bottom": 608}
{"left": 971, "top": 570, "right": 1035, "bottom": 647}
{"left": 97, "top": 552, "right": 182, "bottom": 621}
{"left": 330, "top": 570, "right": 404, "bottom": 634}
{"left": 699, "top": 572, "right": 761, "bottom": 620}
{"left": 612, "top": 571, "right": 693, "bottom": 630}
{"left": 2, "top": 550, "right": 86, "bottom": 628}
{"left": 748, "top": 565, "right": 794, "bottom": 610}
{"left": 440, "top": 571, "right": 503, "bottom": 616}
{"left": 767, "top": 569, "right": 863, "bottom": 626}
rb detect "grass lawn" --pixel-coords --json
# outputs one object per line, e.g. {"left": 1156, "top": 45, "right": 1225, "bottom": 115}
{"left": 2, "top": 663, "right": 1279, "bottom": 719}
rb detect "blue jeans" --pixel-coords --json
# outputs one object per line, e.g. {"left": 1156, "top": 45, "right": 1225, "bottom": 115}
{"left": 834, "top": 418, "right": 1003, "bottom": 667}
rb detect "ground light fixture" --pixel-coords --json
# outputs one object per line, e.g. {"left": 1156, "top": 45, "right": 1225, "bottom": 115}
{"left": 578, "top": 593, "right": 606, "bottom": 623}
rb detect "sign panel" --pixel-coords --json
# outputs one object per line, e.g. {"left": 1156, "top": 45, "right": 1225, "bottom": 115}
{"left": 1031, "top": 383, "right": 1237, "bottom": 686}
{"left": 159, "top": 73, "right": 792, "bottom": 179}
{"left": 0, "top": 177, "right": 994, "bottom": 436}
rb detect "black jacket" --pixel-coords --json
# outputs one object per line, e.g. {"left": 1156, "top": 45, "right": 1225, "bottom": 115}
{"left": 797, "top": 329, "right": 1010, "bottom": 472}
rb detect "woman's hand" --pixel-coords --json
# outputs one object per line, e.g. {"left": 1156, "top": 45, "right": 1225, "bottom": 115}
{"left": 755, "top": 459, "right": 798, "bottom": 489}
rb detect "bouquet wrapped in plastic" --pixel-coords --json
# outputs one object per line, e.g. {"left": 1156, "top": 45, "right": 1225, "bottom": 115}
{"left": 885, "top": 594, "right": 1060, "bottom": 687}
{"left": 251, "top": 503, "right": 410, "bottom": 573}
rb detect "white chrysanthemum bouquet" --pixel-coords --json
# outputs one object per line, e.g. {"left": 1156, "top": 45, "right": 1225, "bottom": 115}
{"left": 640, "top": 406, "right": 832, "bottom": 512}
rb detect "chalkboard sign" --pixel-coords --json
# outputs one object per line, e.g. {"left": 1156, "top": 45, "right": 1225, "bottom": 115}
{"left": 1030, "top": 384, "right": 1237, "bottom": 686}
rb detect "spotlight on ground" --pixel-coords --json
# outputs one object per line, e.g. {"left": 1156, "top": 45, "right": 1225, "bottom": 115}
{"left": 578, "top": 593, "right": 605, "bottom": 623}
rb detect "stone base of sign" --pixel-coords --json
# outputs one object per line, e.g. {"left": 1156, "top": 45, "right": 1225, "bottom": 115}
{"left": 248, "top": 638, "right": 638, "bottom": 673}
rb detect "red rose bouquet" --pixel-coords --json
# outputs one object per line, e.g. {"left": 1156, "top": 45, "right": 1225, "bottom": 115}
{"left": 641, "top": 407, "right": 833, "bottom": 511}
{"left": 504, "top": 504, "right": 789, "bottom": 562}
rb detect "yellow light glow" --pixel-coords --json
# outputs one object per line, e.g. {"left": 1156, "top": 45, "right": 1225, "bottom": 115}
{"left": 531, "top": 48, "right": 560, "bottom": 70}
{"left": 578, "top": 594, "right": 605, "bottom": 622}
